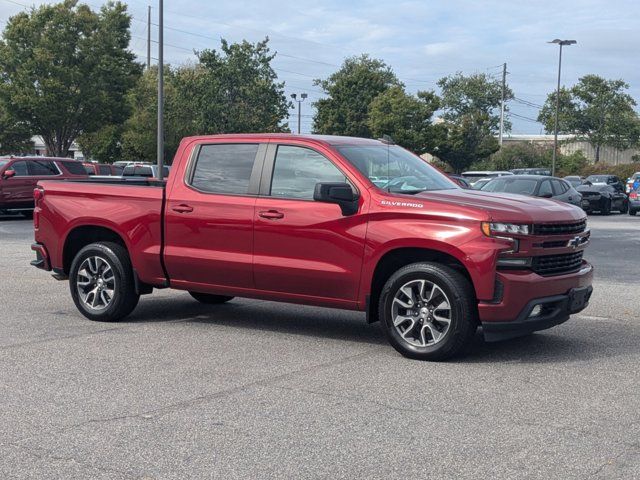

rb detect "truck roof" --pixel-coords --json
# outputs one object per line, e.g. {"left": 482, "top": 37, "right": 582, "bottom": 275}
{"left": 181, "top": 133, "right": 385, "bottom": 147}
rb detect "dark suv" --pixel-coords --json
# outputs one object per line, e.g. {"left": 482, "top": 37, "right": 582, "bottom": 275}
{"left": 0, "top": 157, "right": 88, "bottom": 215}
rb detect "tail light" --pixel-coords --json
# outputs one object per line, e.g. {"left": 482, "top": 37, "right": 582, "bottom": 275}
{"left": 631, "top": 192, "right": 638, "bottom": 200}
{"left": 33, "top": 187, "right": 44, "bottom": 229}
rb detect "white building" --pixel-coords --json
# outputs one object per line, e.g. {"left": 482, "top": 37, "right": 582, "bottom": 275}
{"left": 29, "top": 136, "right": 84, "bottom": 160}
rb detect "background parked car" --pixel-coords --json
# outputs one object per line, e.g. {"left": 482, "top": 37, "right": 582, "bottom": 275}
{"left": 510, "top": 168, "right": 551, "bottom": 176}
{"left": 83, "top": 162, "right": 123, "bottom": 176}
{"left": 480, "top": 175, "right": 582, "bottom": 207}
{"left": 628, "top": 188, "right": 639, "bottom": 216}
{"left": 460, "top": 170, "right": 513, "bottom": 186}
{"left": 0, "top": 157, "right": 88, "bottom": 215}
{"left": 446, "top": 174, "right": 471, "bottom": 188}
{"left": 625, "top": 172, "right": 640, "bottom": 193}
{"left": 563, "top": 175, "right": 584, "bottom": 188}
{"left": 584, "top": 174, "right": 625, "bottom": 191}
{"left": 471, "top": 178, "right": 492, "bottom": 190}
{"left": 122, "top": 164, "right": 170, "bottom": 178}
{"left": 576, "top": 183, "right": 628, "bottom": 214}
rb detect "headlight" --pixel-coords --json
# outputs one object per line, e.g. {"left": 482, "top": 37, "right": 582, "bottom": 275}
{"left": 481, "top": 222, "right": 530, "bottom": 236}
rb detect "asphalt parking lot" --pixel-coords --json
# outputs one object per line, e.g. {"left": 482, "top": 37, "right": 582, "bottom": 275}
{"left": 1, "top": 214, "right": 639, "bottom": 479}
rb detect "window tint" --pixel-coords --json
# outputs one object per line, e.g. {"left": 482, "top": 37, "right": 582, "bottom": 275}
{"left": 84, "top": 165, "right": 94, "bottom": 174}
{"left": 62, "top": 161, "right": 88, "bottom": 175}
{"left": 191, "top": 144, "right": 259, "bottom": 194}
{"left": 538, "top": 180, "right": 553, "bottom": 196}
{"left": 113, "top": 166, "right": 124, "bottom": 174}
{"left": 98, "top": 165, "right": 111, "bottom": 175}
{"left": 552, "top": 179, "right": 568, "bottom": 195}
{"left": 482, "top": 178, "right": 538, "bottom": 195}
{"left": 29, "top": 160, "right": 59, "bottom": 176}
{"left": 270, "top": 145, "right": 346, "bottom": 199}
{"left": 10, "top": 161, "right": 28, "bottom": 176}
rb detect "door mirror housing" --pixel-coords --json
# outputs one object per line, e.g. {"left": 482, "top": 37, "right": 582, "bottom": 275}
{"left": 313, "top": 182, "right": 359, "bottom": 216}
{"left": 539, "top": 192, "right": 553, "bottom": 198}
{"left": 2, "top": 169, "right": 16, "bottom": 179}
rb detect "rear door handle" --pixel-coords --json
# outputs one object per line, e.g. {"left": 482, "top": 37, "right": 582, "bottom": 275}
{"left": 172, "top": 204, "right": 193, "bottom": 213}
{"left": 258, "top": 210, "right": 284, "bottom": 220}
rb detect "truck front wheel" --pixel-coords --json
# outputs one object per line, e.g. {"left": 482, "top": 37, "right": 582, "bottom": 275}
{"left": 69, "top": 242, "right": 140, "bottom": 322}
{"left": 379, "top": 262, "right": 478, "bottom": 361}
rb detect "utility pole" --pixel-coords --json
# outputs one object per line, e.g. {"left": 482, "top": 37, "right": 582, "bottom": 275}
{"left": 548, "top": 39, "right": 576, "bottom": 177}
{"left": 156, "top": 0, "right": 164, "bottom": 181}
{"left": 146, "top": 5, "right": 151, "bottom": 70}
{"left": 499, "top": 62, "right": 506, "bottom": 146}
{"left": 290, "top": 93, "right": 308, "bottom": 134}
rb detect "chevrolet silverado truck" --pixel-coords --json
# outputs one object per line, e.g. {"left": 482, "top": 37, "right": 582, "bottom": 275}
{"left": 31, "top": 134, "right": 593, "bottom": 360}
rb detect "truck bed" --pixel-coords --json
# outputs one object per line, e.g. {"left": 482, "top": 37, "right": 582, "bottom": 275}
{"left": 34, "top": 178, "right": 168, "bottom": 286}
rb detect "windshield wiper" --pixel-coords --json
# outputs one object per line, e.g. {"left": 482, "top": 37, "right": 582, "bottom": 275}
{"left": 388, "top": 189, "right": 426, "bottom": 195}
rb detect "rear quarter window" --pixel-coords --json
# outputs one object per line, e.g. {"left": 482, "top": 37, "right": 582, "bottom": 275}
{"left": 60, "top": 161, "right": 88, "bottom": 175}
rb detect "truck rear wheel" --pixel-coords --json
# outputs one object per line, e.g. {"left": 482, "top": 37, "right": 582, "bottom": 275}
{"left": 69, "top": 242, "right": 139, "bottom": 322}
{"left": 189, "top": 292, "right": 234, "bottom": 304}
{"left": 378, "top": 262, "right": 478, "bottom": 361}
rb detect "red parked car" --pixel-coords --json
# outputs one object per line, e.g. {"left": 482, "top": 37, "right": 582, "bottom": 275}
{"left": 31, "top": 134, "right": 593, "bottom": 360}
{"left": 0, "top": 156, "right": 88, "bottom": 215}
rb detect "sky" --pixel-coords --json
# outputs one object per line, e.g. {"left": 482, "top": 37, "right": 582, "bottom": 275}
{"left": 1, "top": 0, "right": 639, "bottom": 135}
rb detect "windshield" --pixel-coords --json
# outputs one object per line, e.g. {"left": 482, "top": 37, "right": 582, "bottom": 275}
{"left": 337, "top": 145, "right": 455, "bottom": 194}
{"left": 586, "top": 175, "right": 609, "bottom": 183}
{"left": 481, "top": 177, "right": 539, "bottom": 195}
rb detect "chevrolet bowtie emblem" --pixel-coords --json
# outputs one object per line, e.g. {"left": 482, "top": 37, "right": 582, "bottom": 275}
{"left": 567, "top": 236, "right": 582, "bottom": 249}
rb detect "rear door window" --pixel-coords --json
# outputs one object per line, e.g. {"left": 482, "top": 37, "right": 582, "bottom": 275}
{"left": 98, "top": 165, "right": 111, "bottom": 175}
{"left": 28, "top": 160, "right": 59, "bottom": 176}
{"left": 538, "top": 180, "right": 553, "bottom": 196}
{"left": 190, "top": 144, "right": 260, "bottom": 195}
{"left": 61, "top": 161, "right": 88, "bottom": 175}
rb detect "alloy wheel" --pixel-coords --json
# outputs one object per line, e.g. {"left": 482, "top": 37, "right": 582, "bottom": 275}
{"left": 391, "top": 279, "right": 452, "bottom": 347}
{"left": 76, "top": 256, "right": 116, "bottom": 310}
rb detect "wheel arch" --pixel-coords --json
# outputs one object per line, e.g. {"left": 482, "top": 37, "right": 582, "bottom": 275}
{"left": 364, "top": 244, "right": 476, "bottom": 324}
{"left": 62, "top": 225, "right": 128, "bottom": 275}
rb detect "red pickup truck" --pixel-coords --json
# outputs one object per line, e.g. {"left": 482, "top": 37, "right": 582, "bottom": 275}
{"left": 31, "top": 134, "right": 593, "bottom": 360}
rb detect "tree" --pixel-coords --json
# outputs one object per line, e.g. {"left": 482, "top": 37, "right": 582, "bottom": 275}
{"left": 121, "top": 38, "right": 289, "bottom": 163}
{"left": 0, "top": 105, "right": 33, "bottom": 154}
{"left": 367, "top": 86, "right": 440, "bottom": 154}
{"left": 77, "top": 124, "right": 123, "bottom": 163}
{"left": 192, "top": 38, "right": 290, "bottom": 134}
{"left": 538, "top": 75, "right": 640, "bottom": 162}
{"left": 0, "top": 0, "right": 141, "bottom": 157}
{"left": 437, "top": 72, "right": 513, "bottom": 132}
{"left": 433, "top": 112, "right": 499, "bottom": 173}
{"left": 433, "top": 72, "right": 511, "bottom": 171}
{"left": 313, "top": 55, "right": 401, "bottom": 137}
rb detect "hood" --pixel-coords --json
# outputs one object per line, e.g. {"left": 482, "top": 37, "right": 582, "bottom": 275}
{"left": 413, "top": 188, "right": 585, "bottom": 223}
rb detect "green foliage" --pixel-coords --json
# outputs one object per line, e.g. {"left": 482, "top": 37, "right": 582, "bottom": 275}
{"left": 432, "top": 72, "right": 511, "bottom": 172}
{"left": 437, "top": 72, "right": 513, "bottom": 132}
{"left": 367, "top": 86, "right": 440, "bottom": 154}
{"left": 580, "top": 162, "right": 640, "bottom": 181}
{"left": 434, "top": 113, "right": 500, "bottom": 173}
{"left": 0, "top": 105, "right": 33, "bottom": 154}
{"left": 0, "top": 0, "right": 141, "bottom": 157}
{"left": 538, "top": 75, "right": 640, "bottom": 161}
{"left": 313, "top": 55, "right": 401, "bottom": 137}
{"left": 122, "top": 38, "right": 290, "bottom": 163}
{"left": 77, "top": 124, "right": 122, "bottom": 163}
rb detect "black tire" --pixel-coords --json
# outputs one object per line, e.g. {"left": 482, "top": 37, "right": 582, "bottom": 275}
{"left": 630, "top": 209, "right": 637, "bottom": 216}
{"left": 189, "top": 292, "right": 234, "bottom": 304}
{"left": 378, "top": 262, "right": 478, "bottom": 361}
{"left": 619, "top": 201, "right": 628, "bottom": 214}
{"left": 22, "top": 210, "right": 33, "bottom": 219}
{"left": 69, "top": 242, "right": 139, "bottom": 322}
{"left": 602, "top": 200, "right": 611, "bottom": 215}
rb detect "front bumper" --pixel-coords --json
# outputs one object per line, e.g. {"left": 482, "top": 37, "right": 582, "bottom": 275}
{"left": 478, "top": 261, "right": 593, "bottom": 341}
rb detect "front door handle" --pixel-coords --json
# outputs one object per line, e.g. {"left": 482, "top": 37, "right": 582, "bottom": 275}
{"left": 258, "top": 210, "right": 284, "bottom": 220}
{"left": 172, "top": 204, "right": 194, "bottom": 213}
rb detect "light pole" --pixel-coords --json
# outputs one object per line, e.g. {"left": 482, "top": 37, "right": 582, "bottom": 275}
{"left": 290, "top": 93, "right": 308, "bottom": 134}
{"left": 156, "top": 0, "right": 164, "bottom": 181}
{"left": 548, "top": 39, "right": 576, "bottom": 177}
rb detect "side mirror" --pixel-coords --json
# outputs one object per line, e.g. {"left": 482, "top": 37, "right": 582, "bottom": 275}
{"left": 539, "top": 192, "right": 553, "bottom": 198}
{"left": 2, "top": 169, "right": 16, "bottom": 179}
{"left": 313, "top": 182, "right": 359, "bottom": 216}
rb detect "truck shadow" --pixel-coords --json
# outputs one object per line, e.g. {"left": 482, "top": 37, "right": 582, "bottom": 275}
{"left": 126, "top": 295, "right": 636, "bottom": 364}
